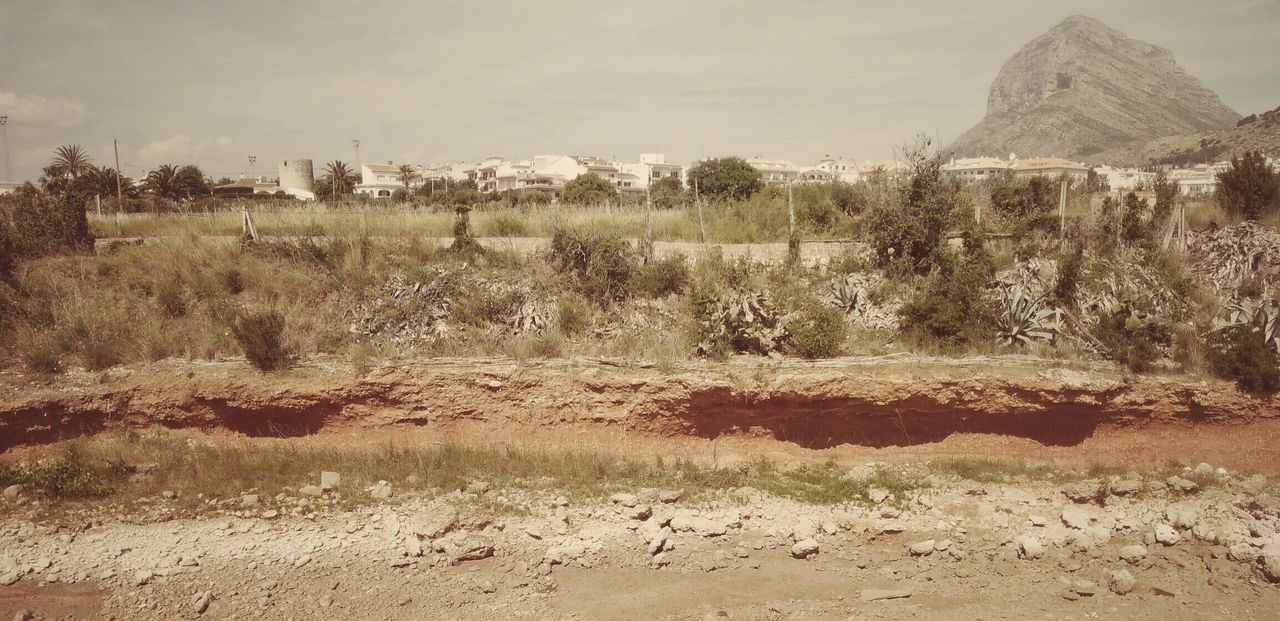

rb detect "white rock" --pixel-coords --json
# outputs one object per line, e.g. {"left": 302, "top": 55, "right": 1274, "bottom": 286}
{"left": 868, "top": 486, "right": 890, "bottom": 504}
{"left": 299, "top": 486, "right": 323, "bottom": 497}
{"left": 1118, "top": 544, "right": 1148, "bottom": 564}
{"left": 1154, "top": 523, "right": 1181, "bottom": 546}
{"left": 1029, "top": 515, "right": 1048, "bottom": 527}
{"left": 909, "top": 540, "right": 935, "bottom": 556}
{"left": 1228, "top": 542, "right": 1257, "bottom": 562}
{"left": 1014, "top": 536, "right": 1043, "bottom": 559}
{"left": 1061, "top": 505, "right": 1093, "bottom": 530}
{"left": 1, "top": 485, "right": 22, "bottom": 498}
{"left": 320, "top": 471, "right": 340, "bottom": 490}
{"left": 193, "top": 591, "right": 212, "bottom": 614}
{"left": 1262, "top": 552, "right": 1280, "bottom": 583}
{"left": 658, "top": 490, "right": 683, "bottom": 504}
{"left": 240, "top": 494, "right": 260, "bottom": 507}
{"left": 790, "top": 538, "right": 820, "bottom": 559}
{"left": 1164, "top": 502, "right": 1199, "bottom": 529}
{"left": 367, "top": 481, "right": 393, "bottom": 500}
{"left": 669, "top": 514, "right": 727, "bottom": 537}
{"left": 132, "top": 570, "right": 155, "bottom": 587}
{"left": 609, "top": 493, "right": 639, "bottom": 508}
{"left": 1109, "top": 570, "right": 1135, "bottom": 595}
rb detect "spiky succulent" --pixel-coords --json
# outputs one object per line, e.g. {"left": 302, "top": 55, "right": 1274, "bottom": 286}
{"left": 1213, "top": 299, "right": 1280, "bottom": 353}
{"left": 829, "top": 274, "right": 861, "bottom": 314}
{"left": 995, "top": 287, "right": 1062, "bottom": 347}
{"left": 510, "top": 301, "right": 549, "bottom": 334}
{"left": 697, "top": 291, "right": 789, "bottom": 356}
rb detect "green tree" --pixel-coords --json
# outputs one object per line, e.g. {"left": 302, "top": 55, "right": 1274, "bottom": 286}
{"left": 562, "top": 173, "right": 617, "bottom": 205}
{"left": 1151, "top": 169, "right": 1179, "bottom": 230}
{"left": 685, "top": 157, "right": 763, "bottom": 202}
{"left": 39, "top": 145, "right": 94, "bottom": 194}
{"left": 1217, "top": 151, "right": 1279, "bottom": 220}
{"left": 144, "top": 164, "right": 209, "bottom": 200}
{"left": 396, "top": 164, "right": 418, "bottom": 190}
{"left": 649, "top": 176, "right": 684, "bottom": 209}
{"left": 989, "top": 176, "right": 1054, "bottom": 234}
{"left": 1121, "top": 191, "right": 1148, "bottom": 242}
{"left": 866, "top": 151, "right": 959, "bottom": 273}
{"left": 321, "top": 161, "right": 359, "bottom": 199}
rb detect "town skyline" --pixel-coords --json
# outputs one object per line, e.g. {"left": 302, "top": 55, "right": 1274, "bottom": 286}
{"left": 2, "top": 0, "right": 1278, "bottom": 183}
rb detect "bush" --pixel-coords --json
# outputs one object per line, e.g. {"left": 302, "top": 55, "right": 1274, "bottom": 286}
{"left": 154, "top": 276, "right": 187, "bottom": 318}
{"left": 0, "top": 444, "right": 132, "bottom": 499}
{"left": 230, "top": 309, "right": 291, "bottom": 372}
{"left": 549, "top": 228, "right": 635, "bottom": 305}
{"left": 633, "top": 255, "right": 690, "bottom": 298}
{"left": 1094, "top": 306, "right": 1172, "bottom": 373}
{"left": 685, "top": 157, "right": 763, "bottom": 202}
{"left": 786, "top": 302, "right": 847, "bottom": 359}
{"left": 555, "top": 297, "right": 590, "bottom": 337}
{"left": 562, "top": 173, "right": 618, "bottom": 206}
{"left": 1217, "top": 150, "right": 1279, "bottom": 220}
{"left": 218, "top": 267, "right": 246, "bottom": 295}
{"left": 1049, "top": 242, "right": 1085, "bottom": 308}
{"left": 485, "top": 211, "right": 530, "bottom": 237}
{"left": 898, "top": 249, "right": 996, "bottom": 348}
{"left": 866, "top": 155, "right": 957, "bottom": 273}
{"left": 1206, "top": 325, "right": 1280, "bottom": 393}
{"left": 451, "top": 286, "right": 523, "bottom": 328}
{"left": 17, "top": 329, "right": 62, "bottom": 374}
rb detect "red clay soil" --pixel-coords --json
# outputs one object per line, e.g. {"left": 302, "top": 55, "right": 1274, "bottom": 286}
{"left": 2, "top": 359, "right": 1278, "bottom": 470}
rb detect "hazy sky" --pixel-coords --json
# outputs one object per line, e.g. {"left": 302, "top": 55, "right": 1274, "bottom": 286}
{"left": 2, "top": 0, "right": 1278, "bottom": 182}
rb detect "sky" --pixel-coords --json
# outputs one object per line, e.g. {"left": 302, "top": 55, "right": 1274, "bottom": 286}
{"left": 1, "top": 0, "right": 1278, "bottom": 182}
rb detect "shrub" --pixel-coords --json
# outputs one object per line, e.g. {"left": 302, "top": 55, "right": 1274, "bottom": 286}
{"left": 1094, "top": 306, "right": 1173, "bottom": 373}
{"left": 1049, "top": 242, "right": 1085, "bottom": 308}
{"left": 485, "top": 211, "right": 530, "bottom": 237}
{"left": 218, "top": 267, "right": 246, "bottom": 294}
{"left": 0, "top": 444, "right": 132, "bottom": 499}
{"left": 154, "top": 276, "right": 187, "bottom": 318}
{"left": 230, "top": 309, "right": 291, "bottom": 372}
{"left": 450, "top": 286, "right": 523, "bottom": 328}
{"left": 562, "top": 173, "right": 618, "bottom": 206}
{"left": 633, "top": 255, "right": 690, "bottom": 298}
{"left": 549, "top": 228, "right": 635, "bottom": 305}
{"left": 555, "top": 297, "right": 590, "bottom": 337}
{"left": 866, "top": 155, "right": 957, "bottom": 273}
{"left": 898, "top": 249, "right": 996, "bottom": 348}
{"left": 786, "top": 302, "right": 847, "bottom": 359}
{"left": 1217, "top": 150, "right": 1279, "bottom": 220}
{"left": 1207, "top": 324, "right": 1280, "bottom": 393}
{"left": 18, "top": 329, "right": 62, "bottom": 374}
{"left": 685, "top": 157, "right": 763, "bottom": 202}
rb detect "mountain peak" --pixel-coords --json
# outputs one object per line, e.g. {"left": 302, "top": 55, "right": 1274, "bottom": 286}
{"left": 948, "top": 16, "right": 1238, "bottom": 161}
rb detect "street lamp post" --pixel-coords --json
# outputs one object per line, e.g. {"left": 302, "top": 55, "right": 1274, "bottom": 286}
{"left": 248, "top": 155, "right": 257, "bottom": 179}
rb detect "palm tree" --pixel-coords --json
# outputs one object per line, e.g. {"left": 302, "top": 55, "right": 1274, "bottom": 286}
{"left": 397, "top": 164, "right": 418, "bottom": 190}
{"left": 322, "top": 160, "right": 358, "bottom": 200}
{"left": 144, "top": 164, "right": 207, "bottom": 200}
{"left": 48, "top": 144, "right": 93, "bottom": 179}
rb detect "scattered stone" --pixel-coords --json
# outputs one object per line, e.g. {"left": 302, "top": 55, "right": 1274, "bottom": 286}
{"left": 860, "top": 588, "right": 911, "bottom": 601}
{"left": 934, "top": 539, "right": 953, "bottom": 552}
{"left": 453, "top": 535, "right": 495, "bottom": 562}
{"left": 161, "top": 490, "right": 177, "bottom": 500}
{"left": 262, "top": 510, "right": 279, "bottom": 519}
{"left": 657, "top": 490, "right": 683, "bottom": 504}
{"left": 1119, "top": 544, "right": 1148, "bottom": 564}
{"left": 293, "top": 555, "right": 312, "bottom": 569}
{"left": 1072, "top": 580, "right": 1098, "bottom": 596}
{"left": 1063, "top": 480, "right": 1103, "bottom": 504}
{"left": 367, "top": 481, "right": 393, "bottom": 500}
{"left": 909, "top": 540, "right": 935, "bottom": 556}
{"left": 1154, "top": 523, "right": 1181, "bottom": 546}
{"left": 1167, "top": 476, "right": 1199, "bottom": 494}
{"left": 132, "top": 569, "right": 155, "bottom": 587}
{"left": 193, "top": 591, "right": 212, "bottom": 614}
{"left": 319, "top": 594, "right": 333, "bottom": 608}
{"left": 1029, "top": 515, "right": 1048, "bottom": 527}
{"left": 1061, "top": 505, "right": 1093, "bottom": 530}
{"left": 0, "top": 572, "right": 18, "bottom": 587}
{"left": 1228, "top": 542, "right": 1257, "bottom": 562}
{"left": 669, "top": 515, "right": 727, "bottom": 537}
{"left": 1109, "top": 570, "right": 1135, "bottom": 595}
{"left": 790, "top": 538, "right": 820, "bottom": 559}
{"left": 609, "top": 493, "right": 639, "bottom": 508}
{"left": 1014, "top": 536, "right": 1044, "bottom": 560}
{"left": 240, "top": 494, "right": 260, "bottom": 508}
{"left": 625, "top": 505, "right": 653, "bottom": 521}
{"left": 465, "top": 481, "right": 491, "bottom": 495}
{"left": 412, "top": 509, "right": 459, "bottom": 539}
{"left": 299, "top": 486, "right": 323, "bottom": 497}
{"left": 648, "top": 535, "right": 668, "bottom": 556}
{"left": 1262, "top": 549, "right": 1280, "bottom": 583}
{"left": 1165, "top": 502, "right": 1199, "bottom": 529}
{"left": 1109, "top": 479, "right": 1142, "bottom": 496}
{"left": 1, "top": 485, "right": 21, "bottom": 498}
{"left": 320, "top": 471, "right": 340, "bottom": 490}
{"left": 868, "top": 486, "right": 890, "bottom": 504}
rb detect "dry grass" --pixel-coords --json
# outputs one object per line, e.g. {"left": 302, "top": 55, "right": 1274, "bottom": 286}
{"left": 2, "top": 432, "right": 926, "bottom": 513}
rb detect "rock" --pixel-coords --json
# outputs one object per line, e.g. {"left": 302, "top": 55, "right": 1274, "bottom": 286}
{"left": 1262, "top": 552, "right": 1280, "bottom": 583}
{"left": 12, "top": 611, "right": 32, "bottom": 621}
{"left": 790, "top": 538, "right": 820, "bottom": 559}
{"left": 1167, "top": 476, "right": 1199, "bottom": 494}
{"left": 299, "top": 486, "right": 323, "bottom": 497}
{"left": 1061, "top": 505, "right": 1093, "bottom": 530}
{"left": 161, "top": 490, "right": 177, "bottom": 500}
{"left": 1063, "top": 480, "right": 1103, "bottom": 504}
{"left": 1109, "top": 569, "right": 1135, "bottom": 595}
{"left": 367, "top": 481, "right": 393, "bottom": 500}
{"left": 1118, "top": 544, "right": 1148, "bottom": 564}
{"left": 1154, "top": 523, "right": 1181, "bottom": 546}
{"left": 1228, "top": 542, "right": 1257, "bottom": 562}
{"left": 453, "top": 535, "right": 495, "bottom": 562}
{"left": 1073, "top": 580, "right": 1098, "bottom": 596}
{"left": 1241, "top": 474, "right": 1268, "bottom": 493}
{"left": 909, "top": 540, "right": 936, "bottom": 556}
{"left": 261, "top": 510, "right": 279, "bottom": 519}
{"left": 657, "top": 490, "right": 683, "bottom": 504}
{"left": 1165, "top": 502, "right": 1199, "bottom": 529}
{"left": 404, "top": 537, "right": 423, "bottom": 558}
{"left": 465, "top": 481, "right": 491, "bottom": 495}
{"left": 320, "top": 471, "right": 340, "bottom": 490}
{"left": 1190, "top": 523, "right": 1217, "bottom": 543}
{"left": 669, "top": 514, "right": 727, "bottom": 537}
{"left": 860, "top": 588, "right": 912, "bottom": 601}
{"left": 319, "top": 594, "right": 333, "bottom": 608}
{"left": 868, "top": 486, "right": 890, "bottom": 504}
{"left": 648, "top": 535, "right": 668, "bottom": 556}
{"left": 0, "top": 572, "right": 18, "bottom": 587}
{"left": 1109, "top": 479, "right": 1142, "bottom": 496}
{"left": 132, "top": 569, "right": 155, "bottom": 587}
{"left": 625, "top": 505, "right": 653, "bottom": 521}
{"left": 293, "top": 555, "right": 312, "bottom": 568}
{"left": 1, "top": 485, "right": 21, "bottom": 498}
{"left": 1014, "top": 535, "right": 1044, "bottom": 560}
{"left": 934, "top": 539, "right": 953, "bottom": 552}
{"left": 193, "top": 591, "right": 212, "bottom": 614}
{"left": 609, "top": 493, "right": 639, "bottom": 508}
{"left": 1194, "top": 463, "right": 1214, "bottom": 476}
{"left": 1029, "top": 515, "right": 1048, "bottom": 527}
{"left": 240, "top": 494, "right": 260, "bottom": 507}
{"left": 412, "top": 508, "right": 459, "bottom": 539}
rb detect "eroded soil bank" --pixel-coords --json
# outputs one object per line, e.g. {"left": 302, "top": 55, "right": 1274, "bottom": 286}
{"left": 3, "top": 358, "right": 1278, "bottom": 471}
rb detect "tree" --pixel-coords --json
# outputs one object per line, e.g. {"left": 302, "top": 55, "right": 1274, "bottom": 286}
{"left": 562, "top": 173, "right": 617, "bottom": 205}
{"left": 1151, "top": 169, "right": 1179, "bottom": 230}
{"left": 989, "top": 176, "right": 1054, "bottom": 234}
{"left": 78, "top": 166, "right": 137, "bottom": 199}
{"left": 1121, "top": 191, "right": 1148, "bottom": 242}
{"left": 39, "top": 144, "right": 94, "bottom": 194}
{"left": 321, "top": 161, "right": 358, "bottom": 199}
{"left": 685, "top": 157, "right": 762, "bottom": 202}
{"left": 649, "top": 176, "right": 684, "bottom": 209}
{"left": 866, "top": 148, "right": 960, "bottom": 273}
{"left": 396, "top": 164, "right": 418, "bottom": 190}
{"left": 144, "top": 164, "right": 208, "bottom": 200}
{"left": 1217, "top": 151, "right": 1279, "bottom": 220}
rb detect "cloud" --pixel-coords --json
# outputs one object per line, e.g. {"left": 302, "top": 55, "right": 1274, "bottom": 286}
{"left": 0, "top": 91, "right": 87, "bottom": 127}
{"left": 138, "top": 134, "right": 240, "bottom": 166}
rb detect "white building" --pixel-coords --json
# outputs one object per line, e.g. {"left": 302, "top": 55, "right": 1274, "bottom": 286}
{"left": 812, "top": 156, "right": 863, "bottom": 183}
{"left": 1009, "top": 157, "right": 1089, "bottom": 184}
{"left": 0, "top": 181, "right": 20, "bottom": 196}
{"left": 1093, "top": 165, "right": 1155, "bottom": 192}
{"left": 355, "top": 163, "right": 407, "bottom": 198}
{"left": 746, "top": 158, "right": 800, "bottom": 183}
{"left": 618, "top": 153, "right": 683, "bottom": 190}
{"left": 941, "top": 156, "right": 1010, "bottom": 184}
{"left": 1167, "top": 164, "right": 1219, "bottom": 197}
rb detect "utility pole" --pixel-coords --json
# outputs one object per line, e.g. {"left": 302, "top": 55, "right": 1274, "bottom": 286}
{"left": 248, "top": 155, "right": 257, "bottom": 179}
{"left": 113, "top": 139, "right": 124, "bottom": 211}
{"left": 1059, "top": 178, "right": 1068, "bottom": 239}
{"left": 0, "top": 115, "right": 9, "bottom": 182}
{"left": 351, "top": 139, "right": 361, "bottom": 170}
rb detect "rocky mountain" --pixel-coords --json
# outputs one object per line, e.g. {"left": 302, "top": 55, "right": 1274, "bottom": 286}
{"left": 1095, "top": 104, "right": 1280, "bottom": 167}
{"left": 947, "top": 15, "right": 1239, "bottom": 161}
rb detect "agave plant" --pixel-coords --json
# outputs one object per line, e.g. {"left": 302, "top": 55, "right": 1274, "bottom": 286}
{"left": 510, "top": 301, "right": 549, "bottom": 334}
{"left": 829, "top": 274, "right": 861, "bottom": 314}
{"left": 995, "top": 287, "right": 1062, "bottom": 347}
{"left": 1213, "top": 299, "right": 1280, "bottom": 353}
{"left": 697, "top": 291, "right": 789, "bottom": 355}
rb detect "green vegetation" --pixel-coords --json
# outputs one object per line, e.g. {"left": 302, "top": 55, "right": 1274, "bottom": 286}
{"left": 562, "top": 172, "right": 619, "bottom": 206}
{"left": 685, "top": 157, "right": 763, "bottom": 202}
{"left": 1217, "top": 150, "right": 1279, "bottom": 220}
{"left": 1207, "top": 324, "right": 1280, "bottom": 393}
{"left": 785, "top": 301, "right": 847, "bottom": 359}
{"left": 230, "top": 309, "right": 291, "bottom": 372}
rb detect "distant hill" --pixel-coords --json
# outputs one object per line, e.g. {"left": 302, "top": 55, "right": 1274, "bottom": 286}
{"left": 1093, "top": 105, "right": 1280, "bottom": 167}
{"left": 947, "top": 15, "right": 1239, "bottom": 161}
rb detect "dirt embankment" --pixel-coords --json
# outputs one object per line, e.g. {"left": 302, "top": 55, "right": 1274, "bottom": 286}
{"left": 3, "top": 359, "right": 1277, "bottom": 457}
